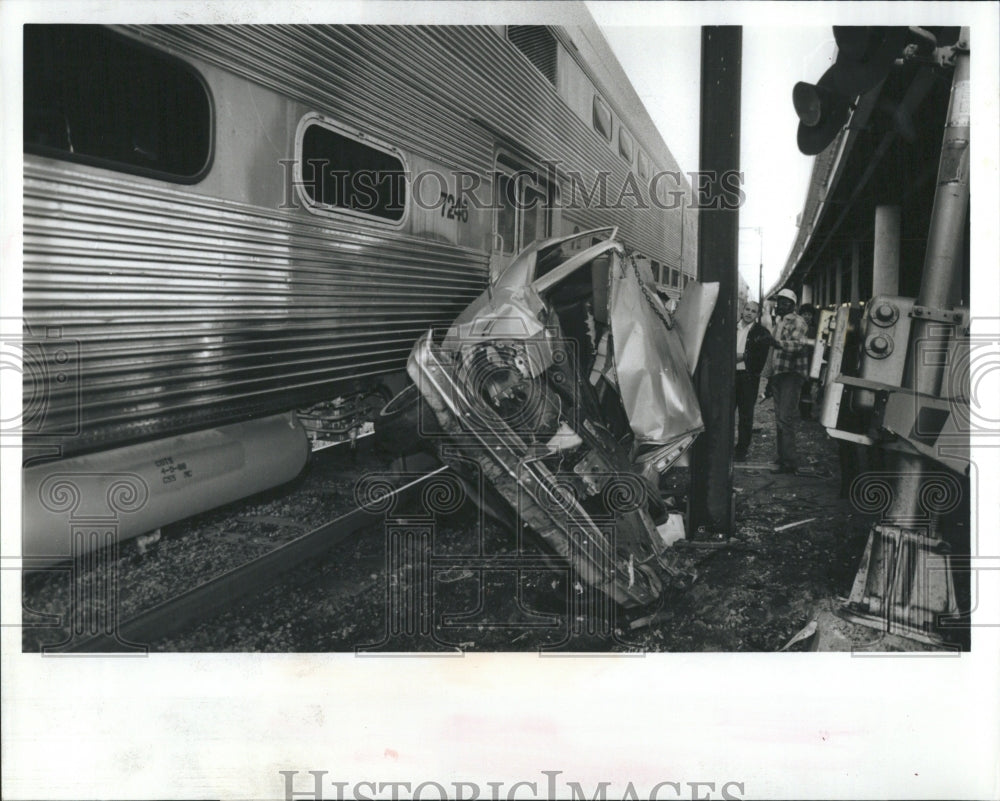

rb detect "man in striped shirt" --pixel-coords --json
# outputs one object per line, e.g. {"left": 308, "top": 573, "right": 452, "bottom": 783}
{"left": 768, "top": 288, "right": 810, "bottom": 474}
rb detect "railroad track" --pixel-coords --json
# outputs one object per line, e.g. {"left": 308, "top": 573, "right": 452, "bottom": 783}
{"left": 23, "top": 444, "right": 705, "bottom": 653}
{"left": 54, "top": 463, "right": 450, "bottom": 654}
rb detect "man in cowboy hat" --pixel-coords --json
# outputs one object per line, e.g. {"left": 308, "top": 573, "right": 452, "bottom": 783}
{"left": 767, "top": 288, "right": 810, "bottom": 474}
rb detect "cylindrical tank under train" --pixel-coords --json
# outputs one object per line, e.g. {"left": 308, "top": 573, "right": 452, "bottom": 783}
{"left": 20, "top": 22, "right": 698, "bottom": 560}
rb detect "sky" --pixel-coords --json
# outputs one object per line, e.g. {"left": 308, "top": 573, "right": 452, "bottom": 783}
{"left": 587, "top": 14, "right": 837, "bottom": 299}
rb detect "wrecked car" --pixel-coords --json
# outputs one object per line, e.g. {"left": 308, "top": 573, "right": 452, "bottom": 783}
{"left": 377, "top": 227, "right": 717, "bottom": 608}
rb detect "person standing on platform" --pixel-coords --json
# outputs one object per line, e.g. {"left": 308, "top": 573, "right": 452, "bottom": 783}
{"left": 768, "top": 288, "right": 809, "bottom": 474}
{"left": 734, "top": 300, "right": 774, "bottom": 462}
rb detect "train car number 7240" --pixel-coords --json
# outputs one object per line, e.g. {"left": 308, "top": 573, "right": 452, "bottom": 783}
{"left": 439, "top": 192, "right": 470, "bottom": 223}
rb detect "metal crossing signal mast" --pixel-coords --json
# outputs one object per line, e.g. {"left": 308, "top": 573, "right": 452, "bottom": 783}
{"left": 792, "top": 27, "right": 971, "bottom": 644}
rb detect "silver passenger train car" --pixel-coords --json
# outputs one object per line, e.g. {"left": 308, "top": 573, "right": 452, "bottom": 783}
{"left": 22, "top": 22, "right": 698, "bottom": 560}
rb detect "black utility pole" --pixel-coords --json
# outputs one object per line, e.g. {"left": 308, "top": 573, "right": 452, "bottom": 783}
{"left": 689, "top": 26, "right": 742, "bottom": 536}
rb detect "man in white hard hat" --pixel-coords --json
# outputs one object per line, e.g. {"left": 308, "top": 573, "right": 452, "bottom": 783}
{"left": 767, "top": 288, "right": 809, "bottom": 474}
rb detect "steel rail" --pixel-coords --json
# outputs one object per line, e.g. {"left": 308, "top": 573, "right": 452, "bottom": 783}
{"left": 64, "top": 465, "right": 450, "bottom": 653}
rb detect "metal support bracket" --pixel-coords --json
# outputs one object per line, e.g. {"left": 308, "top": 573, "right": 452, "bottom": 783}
{"left": 829, "top": 376, "right": 969, "bottom": 475}
{"left": 842, "top": 523, "right": 959, "bottom": 645}
{"left": 909, "top": 304, "right": 967, "bottom": 325}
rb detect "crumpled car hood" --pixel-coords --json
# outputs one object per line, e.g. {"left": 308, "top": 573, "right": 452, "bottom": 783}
{"left": 609, "top": 261, "right": 705, "bottom": 443}
{"left": 437, "top": 233, "right": 716, "bottom": 447}
{"left": 398, "top": 232, "right": 717, "bottom": 608}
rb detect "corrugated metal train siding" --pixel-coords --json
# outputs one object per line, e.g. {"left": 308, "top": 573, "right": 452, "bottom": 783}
{"left": 134, "top": 25, "right": 681, "bottom": 263}
{"left": 24, "top": 162, "right": 485, "bottom": 454}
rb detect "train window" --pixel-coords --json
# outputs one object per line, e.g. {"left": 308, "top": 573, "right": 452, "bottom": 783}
{"left": 618, "top": 130, "right": 634, "bottom": 164}
{"left": 637, "top": 151, "right": 649, "bottom": 180}
{"left": 593, "top": 96, "right": 613, "bottom": 142}
{"left": 521, "top": 185, "right": 547, "bottom": 245}
{"left": 494, "top": 156, "right": 553, "bottom": 262}
{"left": 496, "top": 173, "right": 517, "bottom": 254}
{"left": 651, "top": 260, "right": 661, "bottom": 282}
{"left": 23, "top": 25, "right": 212, "bottom": 182}
{"left": 507, "top": 26, "right": 558, "bottom": 86}
{"left": 298, "top": 120, "right": 406, "bottom": 223}
{"left": 670, "top": 268, "right": 679, "bottom": 288}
